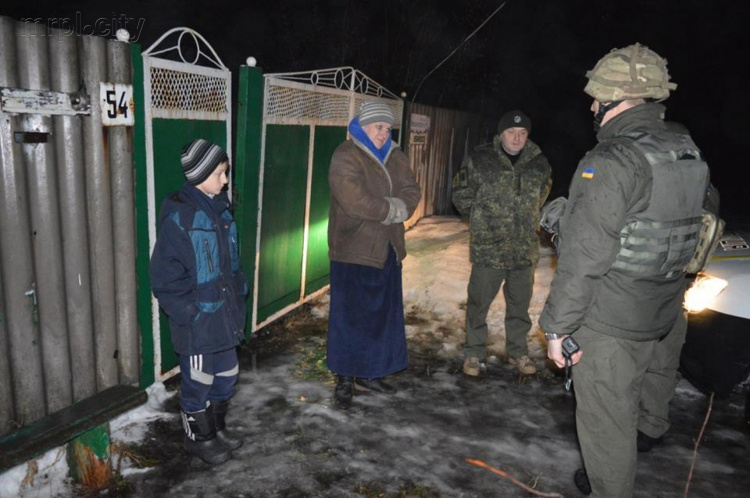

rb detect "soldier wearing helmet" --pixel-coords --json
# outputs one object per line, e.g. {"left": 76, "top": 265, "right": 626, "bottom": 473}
{"left": 540, "top": 43, "right": 712, "bottom": 497}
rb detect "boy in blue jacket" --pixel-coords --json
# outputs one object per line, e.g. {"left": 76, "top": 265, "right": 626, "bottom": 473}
{"left": 150, "top": 139, "right": 249, "bottom": 464}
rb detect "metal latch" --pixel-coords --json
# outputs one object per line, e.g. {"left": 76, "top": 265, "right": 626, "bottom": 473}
{"left": 25, "top": 284, "right": 39, "bottom": 324}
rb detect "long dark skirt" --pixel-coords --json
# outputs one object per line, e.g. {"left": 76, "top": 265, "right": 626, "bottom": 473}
{"left": 327, "top": 247, "right": 408, "bottom": 378}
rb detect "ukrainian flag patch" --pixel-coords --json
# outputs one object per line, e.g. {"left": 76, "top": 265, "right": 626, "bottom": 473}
{"left": 581, "top": 168, "right": 595, "bottom": 179}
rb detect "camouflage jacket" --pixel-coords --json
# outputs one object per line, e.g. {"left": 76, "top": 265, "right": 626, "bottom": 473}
{"left": 452, "top": 137, "right": 551, "bottom": 269}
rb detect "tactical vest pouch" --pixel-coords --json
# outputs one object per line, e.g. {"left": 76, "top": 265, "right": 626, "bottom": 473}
{"left": 540, "top": 197, "right": 567, "bottom": 252}
{"left": 540, "top": 197, "right": 567, "bottom": 235}
{"left": 684, "top": 210, "right": 725, "bottom": 274}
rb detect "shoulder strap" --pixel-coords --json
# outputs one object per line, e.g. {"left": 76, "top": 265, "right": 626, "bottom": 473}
{"left": 600, "top": 134, "right": 653, "bottom": 217}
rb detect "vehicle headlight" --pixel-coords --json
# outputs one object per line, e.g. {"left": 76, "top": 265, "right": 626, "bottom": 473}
{"left": 684, "top": 273, "right": 728, "bottom": 313}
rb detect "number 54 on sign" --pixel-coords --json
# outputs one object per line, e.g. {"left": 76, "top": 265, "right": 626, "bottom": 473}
{"left": 99, "top": 82, "right": 134, "bottom": 126}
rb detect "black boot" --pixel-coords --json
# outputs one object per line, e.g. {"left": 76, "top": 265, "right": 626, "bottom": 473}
{"left": 354, "top": 377, "right": 397, "bottom": 394}
{"left": 182, "top": 408, "right": 231, "bottom": 464}
{"left": 211, "top": 400, "right": 243, "bottom": 450}
{"left": 636, "top": 430, "right": 663, "bottom": 453}
{"left": 334, "top": 376, "right": 354, "bottom": 410}
{"left": 574, "top": 468, "right": 592, "bottom": 495}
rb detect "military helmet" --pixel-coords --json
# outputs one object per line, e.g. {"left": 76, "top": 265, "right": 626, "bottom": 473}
{"left": 584, "top": 43, "right": 677, "bottom": 102}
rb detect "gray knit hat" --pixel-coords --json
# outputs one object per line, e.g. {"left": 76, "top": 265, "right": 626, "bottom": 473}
{"left": 359, "top": 101, "right": 394, "bottom": 127}
{"left": 181, "top": 139, "right": 228, "bottom": 185}
{"left": 497, "top": 109, "right": 531, "bottom": 134}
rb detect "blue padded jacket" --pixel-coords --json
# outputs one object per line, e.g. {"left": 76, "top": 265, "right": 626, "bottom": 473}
{"left": 150, "top": 183, "right": 249, "bottom": 355}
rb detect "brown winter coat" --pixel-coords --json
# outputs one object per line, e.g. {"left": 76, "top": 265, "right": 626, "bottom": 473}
{"left": 328, "top": 139, "right": 421, "bottom": 269}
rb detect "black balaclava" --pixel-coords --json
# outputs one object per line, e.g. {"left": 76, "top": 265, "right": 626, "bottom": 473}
{"left": 593, "top": 101, "right": 623, "bottom": 132}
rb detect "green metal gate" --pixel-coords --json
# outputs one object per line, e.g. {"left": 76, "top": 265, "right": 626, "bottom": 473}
{"left": 252, "top": 67, "right": 403, "bottom": 330}
{"left": 135, "top": 28, "right": 232, "bottom": 383}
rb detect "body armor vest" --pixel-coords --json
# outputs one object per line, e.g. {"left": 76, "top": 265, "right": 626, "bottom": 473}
{"left": 611, "top": 131, "right": 708, "bottom": 278}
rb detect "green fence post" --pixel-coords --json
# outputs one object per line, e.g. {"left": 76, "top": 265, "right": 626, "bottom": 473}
{"left": 235, "top": 65, "right": 264, "bottom": 338}
{"left": 66, "top": 424, "right": 111, "bottom": 484}
{"left": 130, "top": 42, "right": 155, "bottom": 388}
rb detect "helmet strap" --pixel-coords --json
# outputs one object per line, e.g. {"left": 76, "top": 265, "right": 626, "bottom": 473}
{"left": 593, "top": 100, "right": 623, "bottom": 132}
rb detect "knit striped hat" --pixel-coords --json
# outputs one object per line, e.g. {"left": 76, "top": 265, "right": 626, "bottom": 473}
{"left": 358, "top": 101, "right": 394, "bottom": 127}
{"left": 181, "top": 139, "right": 228, "bottom": 185}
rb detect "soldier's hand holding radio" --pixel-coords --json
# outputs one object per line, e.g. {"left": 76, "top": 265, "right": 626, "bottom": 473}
{"left": 546, "top": 333, "right": 582, "bottom": 369}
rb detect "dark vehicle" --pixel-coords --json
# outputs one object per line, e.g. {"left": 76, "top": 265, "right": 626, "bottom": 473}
{"left": 681, "top": 228, "right": 750, "bottom": 429}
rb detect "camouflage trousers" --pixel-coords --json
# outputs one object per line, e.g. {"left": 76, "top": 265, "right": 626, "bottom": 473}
{"left": 463, "top": 265, "right": 533, "bottom": 359}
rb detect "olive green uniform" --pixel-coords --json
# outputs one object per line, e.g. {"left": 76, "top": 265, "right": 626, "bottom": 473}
{"left": 540, "top": 103, "right": 709, "bottom": 497}
{"left": 453, "top": 136, "right": 551, "bottom": 359}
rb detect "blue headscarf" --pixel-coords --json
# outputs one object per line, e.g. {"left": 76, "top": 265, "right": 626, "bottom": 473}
{"left": 348, "top": 116, "right": 392, "bottom": 164}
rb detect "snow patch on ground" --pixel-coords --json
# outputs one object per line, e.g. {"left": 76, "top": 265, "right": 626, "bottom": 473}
{"left": 110, "top": 382, "right": 177, "bottom": 445}
{"left": 399, "top": 216, "right": 554, "bottom": 362}
{"left": 0, "top": 447, "right": 71, "bottom": 498}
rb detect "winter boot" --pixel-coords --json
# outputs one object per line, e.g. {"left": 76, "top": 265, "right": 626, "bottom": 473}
{"left": 353, "top": 377, "right": 397, "bottom": 394}
{"left": 509, "top": 355, "right": 537, "bottom": 375}
{"left": 463, "top": 357, "right": 481, "bottom": 376}
{"left": 636, "top": 430, "right": 663, "bottom": 453}
{"left": 182, "top": 408, "right": 231, "bottom": 464}
{"left": 211, "top": 400, "right": 243, "bottom": 450}
{"left": 334, "top": 376, "right": 354, "bottom": 410}
{"left": 574, "top": 468, "right": 592, "bottom": 495}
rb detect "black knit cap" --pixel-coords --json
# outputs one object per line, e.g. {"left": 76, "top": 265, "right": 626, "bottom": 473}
{"left": 497, "top": 110, "right": 532, "bottom": 134}
{"left": 181, "top": 139, "right": 228, "bottom": 185}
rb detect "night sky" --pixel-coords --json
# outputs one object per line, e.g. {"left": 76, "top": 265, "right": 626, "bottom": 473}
{"left": 2, "top": 0, "right": 748, "bottom": 218}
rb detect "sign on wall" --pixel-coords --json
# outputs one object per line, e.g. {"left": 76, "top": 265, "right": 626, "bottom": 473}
{"left": 410, "top": 113, "right": 430, "bottom": 145}
{"left": 99, "top": 82, "right": 134, "bottom": 126}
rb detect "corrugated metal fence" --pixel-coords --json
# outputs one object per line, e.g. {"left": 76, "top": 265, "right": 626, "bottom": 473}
{"left": 0, "top": 16, "right": 138, "bottom": 435}
{"left": 404, "top": 102, "right": 493, "bottom": 228}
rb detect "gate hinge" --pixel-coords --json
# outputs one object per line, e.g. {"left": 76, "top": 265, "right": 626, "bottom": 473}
{"left": 0, "top": 86, "right": 91, "bottom": 116}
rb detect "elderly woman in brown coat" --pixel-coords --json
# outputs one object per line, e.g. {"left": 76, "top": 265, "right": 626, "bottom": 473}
{"left": 327, "top": 101, "right": 421, "bottom": 410}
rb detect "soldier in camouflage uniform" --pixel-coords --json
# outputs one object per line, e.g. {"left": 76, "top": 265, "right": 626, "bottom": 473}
{"left": 452, "top": 110, "right": 552, "bottom": 376}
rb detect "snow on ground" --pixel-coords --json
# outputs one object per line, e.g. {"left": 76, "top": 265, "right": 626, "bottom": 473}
{"left": 397, "top": 216, "right": 555, "bottom": 361}
{"left": 0, "top": 383, "right": 176, "bottom": 498}
{"left": 0, "top": 447, "right": 70, "bottom": 498}
{"left": 2, "top": 216, "right": 748, "bottom": 497}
